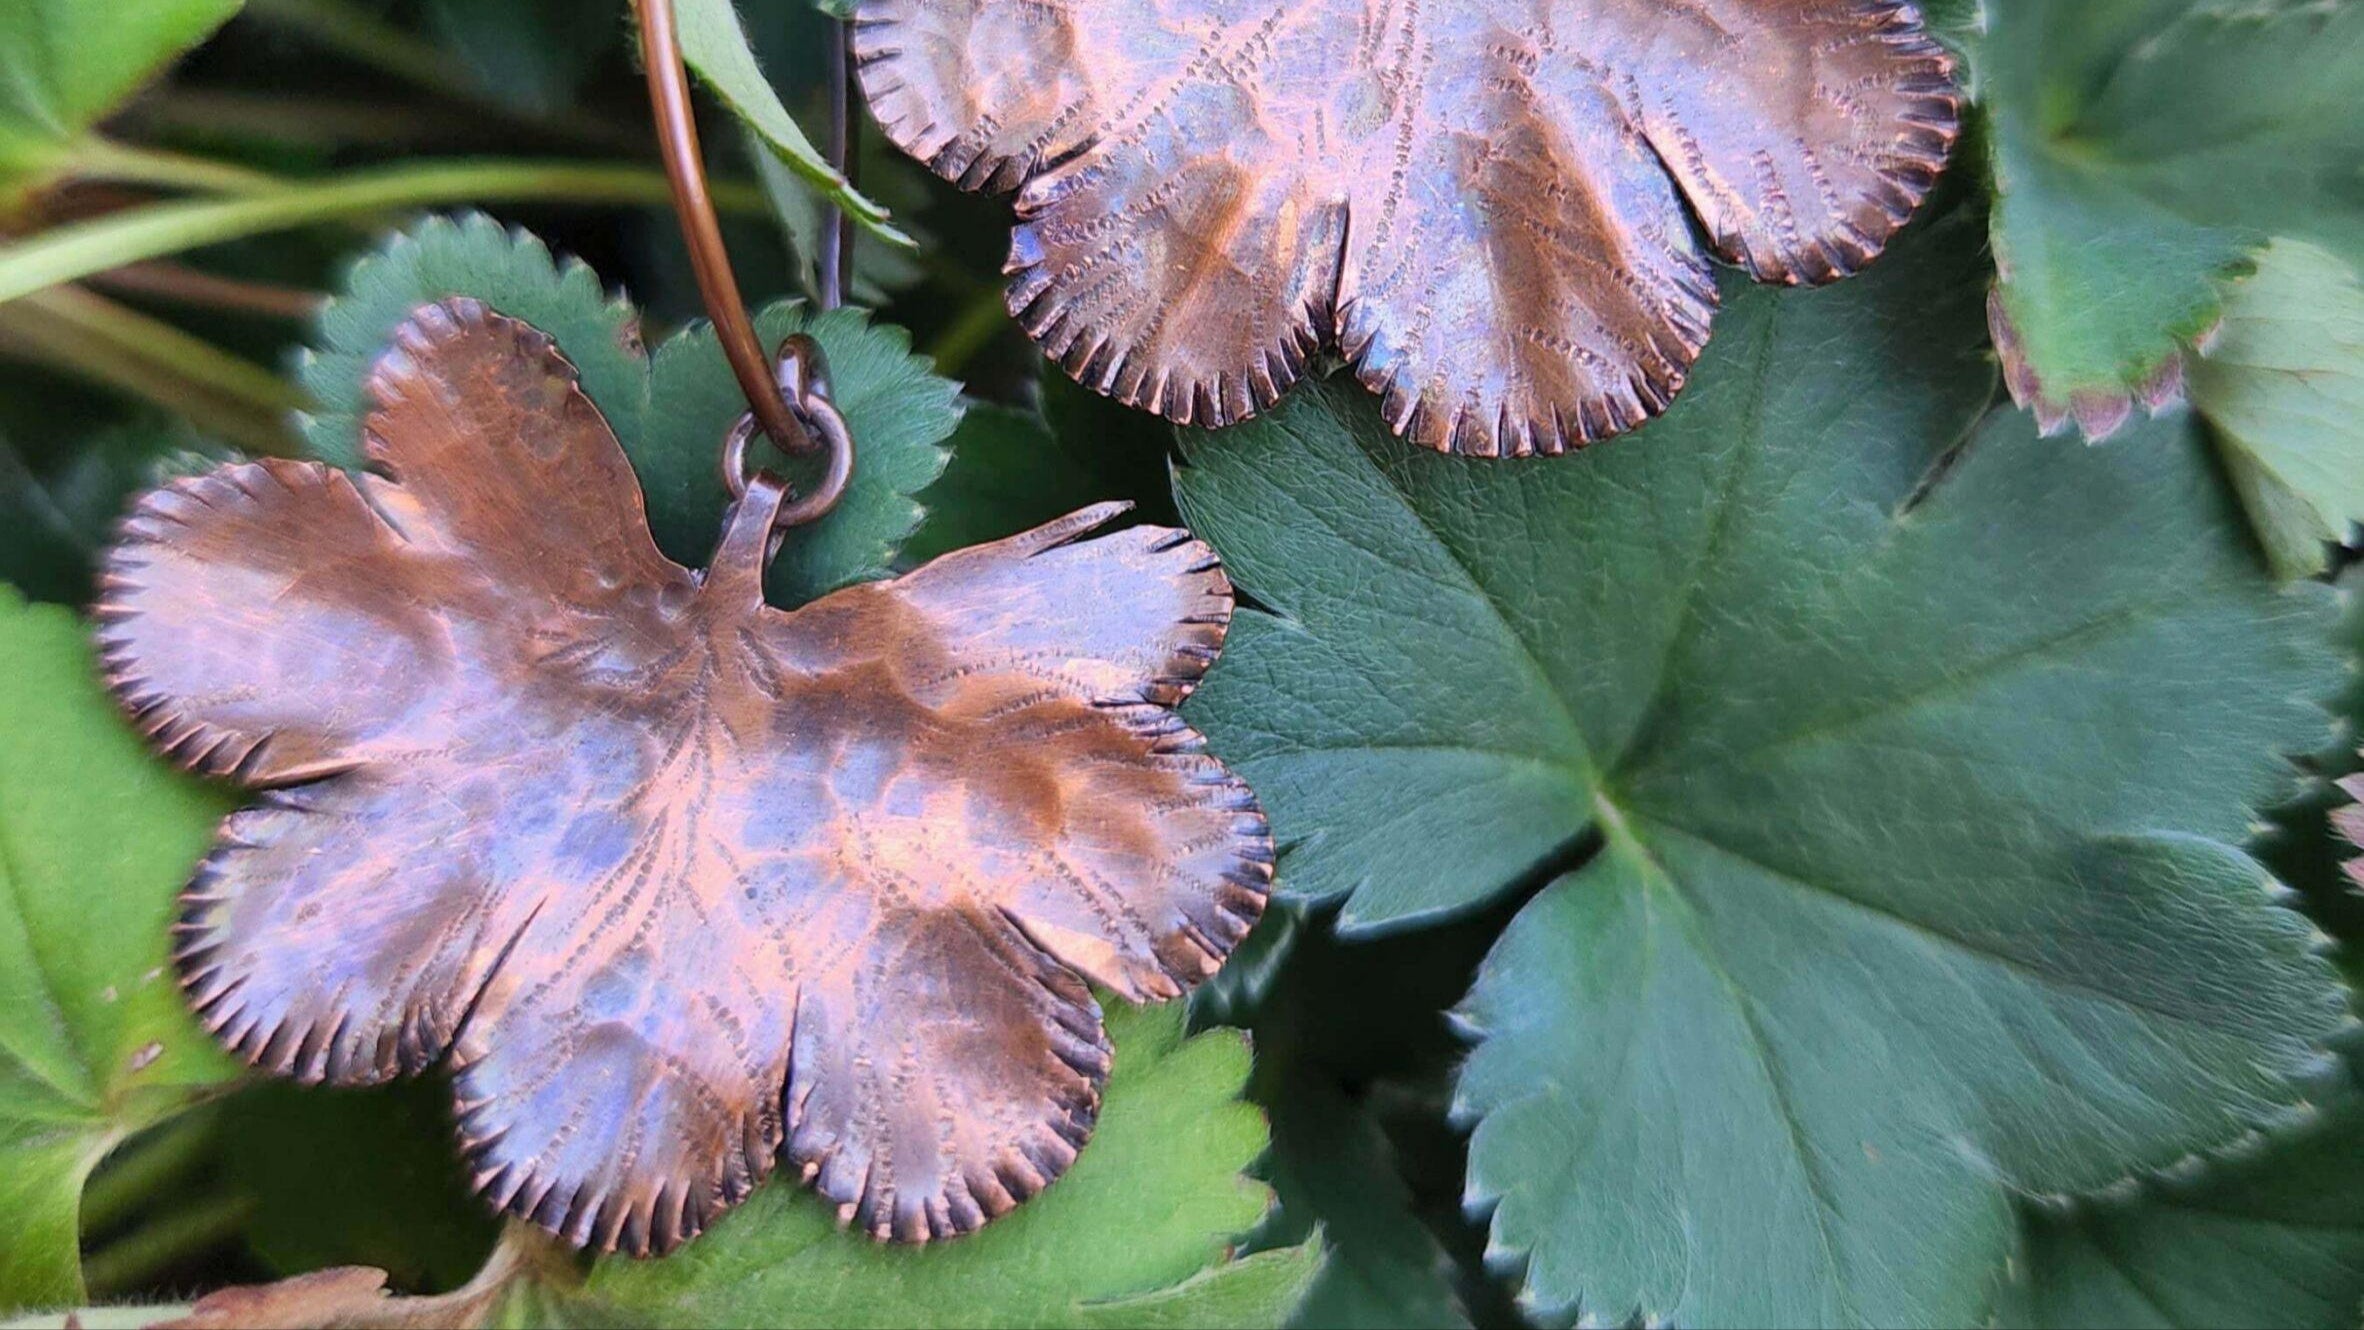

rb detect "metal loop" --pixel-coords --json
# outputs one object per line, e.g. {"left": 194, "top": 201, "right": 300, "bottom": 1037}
{"left": 721, "top": 335, "right": 853, "bottom": 530}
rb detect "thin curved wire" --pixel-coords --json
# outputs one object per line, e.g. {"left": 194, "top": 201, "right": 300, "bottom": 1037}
{"left": 632, "top": 0, "right": 816, "bottom": 456}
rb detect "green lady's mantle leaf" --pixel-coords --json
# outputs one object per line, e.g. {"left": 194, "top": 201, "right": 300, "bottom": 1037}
{"left": 1981, "top": 0, "right": 2364, "bottom": 436}
{"left": 553, "top": 1005, "right": 1319, "bottom": 1328}
{"left": 299, "top": 213, "right": 955, "bottom": 605}
{"left": 0, "top": 594, "right": 235, "bottom": 1311}
{"left": 1996, "top": 1057, "right": 2364, "bottom": 1330}
{"left": 2191, "top": 239, "right": 2364, "bottom": 580}
{"left": 0, "top": 0, "right": 241, "bottom": 200}
{"left": 1174, "top": 215, "right": 2347, "bottom": 1327}
{"left": 1994, "top": 577, "right": 2364, "bottom": 1330}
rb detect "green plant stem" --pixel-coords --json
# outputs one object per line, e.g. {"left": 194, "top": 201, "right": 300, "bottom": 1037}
{"left": 0, "top": 160, "right": 764, "bottom": 308}
{"left": 80, "top": 1193, "right": 256, "bottom": 1300}
{"left": 243, "top": 0, "right": 646, "bottom": 155}
{"left": 927, "top": 283, "right": 1015, "bottom": 379}
{"left": 62, "top": 138, "right": 282, "bottom": 195}
{"left": 0, "top": 286, "right": 306, "bottom": 455}
{"left": 77, "top": 1112, "right": 222, "bottom": 1240}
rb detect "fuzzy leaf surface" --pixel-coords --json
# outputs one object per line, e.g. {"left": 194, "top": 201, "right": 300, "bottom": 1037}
{"left": 1175, "top": 215, "right": 2348, "bottom": 1326}
{"left": 2191, "top": 239, "right": 2364, "bottom": 579}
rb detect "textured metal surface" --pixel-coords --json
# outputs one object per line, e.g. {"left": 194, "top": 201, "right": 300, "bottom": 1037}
{"left": 95, "top": 298, "right": 1270, "bottom": 1254}
{"left": 856, "top": 0, "right": 1959, "bottom": 455}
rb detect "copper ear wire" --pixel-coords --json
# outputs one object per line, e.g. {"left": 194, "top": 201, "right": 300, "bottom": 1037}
{"left": 635, "top": 0, "right": 856, "bottom": 528}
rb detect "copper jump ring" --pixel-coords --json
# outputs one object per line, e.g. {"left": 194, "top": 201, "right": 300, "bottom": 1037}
{"left": 721, "top": 334, "right": 854, "bottom": 531}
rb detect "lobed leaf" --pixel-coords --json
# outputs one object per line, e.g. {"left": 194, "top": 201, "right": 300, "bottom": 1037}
{"left": 299, "top": 213, "right": 955, "bottom": 608}
{"left": 1175, "top": 211, "right": 2350, "bottom": 1327}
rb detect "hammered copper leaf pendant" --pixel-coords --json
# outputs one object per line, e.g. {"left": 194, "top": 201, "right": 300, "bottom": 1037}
{"left": 95, "top": 298, "right": 1270, "bottom": 1254}
{"left": 855, "top": 0, "right": 1960, "bottom": 456}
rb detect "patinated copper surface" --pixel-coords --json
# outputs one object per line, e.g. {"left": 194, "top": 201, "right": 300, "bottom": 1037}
{"left": 95, "top": 298, "right": 1270, "bottom": 1253}
{"left": 855, "top": 0, "right": 1959, "bottom": 455}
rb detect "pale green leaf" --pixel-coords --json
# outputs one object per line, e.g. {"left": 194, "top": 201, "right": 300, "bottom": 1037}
{"left": 0, "top": 594, "right": 235, "bottom": 1312}
{"left": 2191, "top": 239, "right": 2364, "bottom": 580}
{"left": 560, "top": 1004, "right": 1318, "bottom": 1329}
{"left": 0, "top": 0, "right": 242, "bottom": 194}
{"left": 1174, "top": 213, "right": 2348, "bottom": 1327}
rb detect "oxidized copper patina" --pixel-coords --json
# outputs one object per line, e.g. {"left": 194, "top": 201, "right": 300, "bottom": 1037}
{"left": 95, "top": 298, "right": 1270, "bottom": 1254}
{"left": 855, "top": 0, "right": 1961, "bottom": 455}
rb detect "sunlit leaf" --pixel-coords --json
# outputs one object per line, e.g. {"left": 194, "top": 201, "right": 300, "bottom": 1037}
{"left": 565, "top": 1005, "right": 1317, "bottom": 1329}
{"left": 0, "top": 593, "right": 235, "bottom": 1312}
{"left": 0, "top": 0, "right": 241, "bottom": 200}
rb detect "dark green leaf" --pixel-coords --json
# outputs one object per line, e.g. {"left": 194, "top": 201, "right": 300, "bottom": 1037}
{"left": 1993, "top": 572, "right": 2364, "bottom": 1330}
{"left": 1174, "top": 213, "right": 2348, "bottom": 1327}
{"left": 1981, "top": 1, "right": 2364, "bottom": 432}
{"left": 558, "top": 1004, "right": 1318, "bottom": 1329}
{"left": 639, "top": 301, "right": 954, "bottom": 603}
{"left": 0, "top": 423, "right": 221, "bottom": 606}
{"left": 1996, "top": 1063, "right": 2364, "bottom": 1330}
{"left": 300, "top": 213, "right": 645, "bottom": 470}
{"left": 1252, "top": 1079, "right": 1466, "bottom": 1330}
{"left": 1207, "top": 887, "right": 1540, "bottom": 1330}
{"left": 422, "top": 0, "right": 620, "bottom": 118}
{"left": 0, "top": 593, "right": 236, "bottom": 1311}
{"left": 748, "top": 133, "right": 929, "bottom": 307}
{"left": 217, "top": 1079, "right": 496, "bottom": 1294}
{"left": 904, "top": 373, "right": 1176, "bottom": 565}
